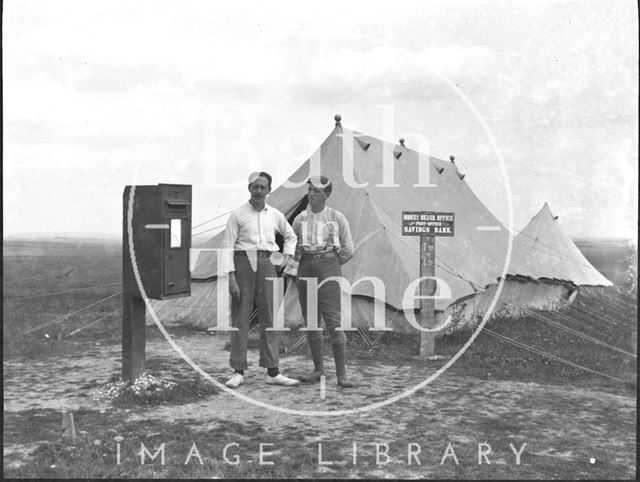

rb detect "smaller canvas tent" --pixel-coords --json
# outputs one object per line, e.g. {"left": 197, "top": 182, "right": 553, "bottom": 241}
{"left": 511, "top": 203, "right": 612, "bottom": 286}
{"left": 445, "top": 203, "right": 612, "bottom": 329}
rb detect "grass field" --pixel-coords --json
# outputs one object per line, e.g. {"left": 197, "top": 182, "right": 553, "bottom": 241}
{"left": 3, "top": 238, "right": 122, "bottom": 346}
{"left": 3, "top": 236, "right": 637, "bottom": 479}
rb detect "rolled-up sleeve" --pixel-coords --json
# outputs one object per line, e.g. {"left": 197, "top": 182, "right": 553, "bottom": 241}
{"left": 336, "top": 212, "right": 354, "bottom": 265}
{"left": 291, "top": 214, "right": 302, "bottom": 260}
{"left": 221, "top": 212, "right": 239, "bottom": 273}
{"left": 280, "top": 213, "right": 297, "bottom": 257}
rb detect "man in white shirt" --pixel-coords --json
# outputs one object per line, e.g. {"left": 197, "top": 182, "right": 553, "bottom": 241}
{"left": 292, "top": 175, "right": 355, "bottom": 388}
{"left": 222, "top": 171, "right": 299, "bottom": 388}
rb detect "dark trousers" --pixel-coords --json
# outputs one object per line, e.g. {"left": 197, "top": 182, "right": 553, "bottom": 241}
{"left": 229, "top": 253, "right": 279, "bottom": 370}
{"left": 296, "top": 255, "right": 346, "bottom": 345}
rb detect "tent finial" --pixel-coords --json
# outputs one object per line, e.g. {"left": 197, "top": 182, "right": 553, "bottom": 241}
{"left": 399, "top": 138, "right": 405, "bottom": 147}
{"left": 449, "top": 155, "right": 455, "bottom": 163}
{"left": 334, "top": 114, "right": 342, "bottom": 126}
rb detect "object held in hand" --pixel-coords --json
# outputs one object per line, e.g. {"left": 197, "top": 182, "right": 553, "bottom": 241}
{"left": 283, "top": 258, "right": 299, "bottom": 277}
{"left": 269, "top": 252, "right": 284, "bottom": 267}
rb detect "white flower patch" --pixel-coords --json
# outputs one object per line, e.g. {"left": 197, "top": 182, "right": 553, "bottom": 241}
{"left": 89, "top": 373, "right": 178, "bottom": 405}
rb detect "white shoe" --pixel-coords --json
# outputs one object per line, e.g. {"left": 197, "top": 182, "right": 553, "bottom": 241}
{"left": 225, "top": 373, "right": 244, "bottom": 388}
{"left": 266, "top": 373, "right": 300, "bottom": 386}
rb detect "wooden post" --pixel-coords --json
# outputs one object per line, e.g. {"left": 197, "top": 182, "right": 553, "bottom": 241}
{"left": 122, "top": 295, "right": 146, "bottom": 380}
{"left": 419, "top": 235, "right": 436, "bottom": 356}
{"left": 61, "top": 409, "right": 77, "bottom": 442}
{"left": 122, "top": 186, "right": 145, "bottom": 381}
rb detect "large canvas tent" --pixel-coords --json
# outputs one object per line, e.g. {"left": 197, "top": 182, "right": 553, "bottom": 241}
{"left": 149, "top": 118, "right": 610, "bottom": 333}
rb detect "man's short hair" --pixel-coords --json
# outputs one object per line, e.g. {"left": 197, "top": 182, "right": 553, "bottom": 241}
{"left": 307, "top": 175, "right": 332, "bottom": 196}
{"left": 248, "top": 171, "right": 273, "bottom": 189}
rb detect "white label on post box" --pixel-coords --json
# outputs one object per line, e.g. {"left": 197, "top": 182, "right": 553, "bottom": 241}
{"left": 170, "top": 219, "right": 182, "bottom": 248}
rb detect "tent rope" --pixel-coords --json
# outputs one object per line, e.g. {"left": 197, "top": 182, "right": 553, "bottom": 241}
{"left": 369, "top": 309, "right": 400, "bottom": 348}
{"left": 22, "top": 291, "right": 122, "bottom": 335}
{"left": 507, "top": 225, "right": 614, "bottom": 273}
{"left": 586, "top": 294, "right": 638, "bottom": 318}
{"left": 544, "top": 305, "right": 618, "bottom": 333}
{"left": 67, "top": 308, "right": 122, "bottom": 337}
{"left": 611, "top": 287, "right": 638, "bottom": 305}
{"left": 354, "top": 321, "right": 376, "bottom": 350}
{"left": 383, "top": 226, "right": 483, "bottom": 291}
{"left": 4, "top": 268, "right": 76, "bottom": 286}
{"left": 370, "top": 330, "right": 388, "bottom": 348}
{"left": 568, "top": 302, "right": 636, "bottom": 328}
{"left": 566, "top": 304, "right": 630, "bottom": 329}
{"left": 5, "top": 281, "right": 121, "bottom": 300}
{"left": 192, "top": 210, "right": 233, "bottom": 230}
{"left": 192, "top": 223, "right": 226, "bottom": 238}
{"left": 599, "top": 296, "right": 638, "bottom": 314}
{"left": 288, "top": 334, "right": 308, "bottom": 352}
{"left": 510, "top": 304, "right": 636, "bottom": 358}
{"left": 482, "top": 327, "right": 630, "bottom": 384}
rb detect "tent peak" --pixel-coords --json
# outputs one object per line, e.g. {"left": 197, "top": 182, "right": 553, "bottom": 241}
{"left": 515, "top": 201, "right": 611, "bottom": 286}
{"left": 527, "top": 203, "right": 558, "bottom": 224}
{"left": 334, "top": 114, "right": 342, "bottom": 126}
{"left": 540, "top": 202, "right": 556, "bottom": 219}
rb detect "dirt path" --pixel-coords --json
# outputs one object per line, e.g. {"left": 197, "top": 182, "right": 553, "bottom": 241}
{"left": 4, "top": 333, "right": 636, "bottom": 478}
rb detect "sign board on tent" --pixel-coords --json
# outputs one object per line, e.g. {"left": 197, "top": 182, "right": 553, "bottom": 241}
{"left": 401, "top": 211, "right": 455, "bottom": 236}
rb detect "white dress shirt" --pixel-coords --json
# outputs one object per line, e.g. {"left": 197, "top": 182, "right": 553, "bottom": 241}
{"left": 222, "top": 202, "right": 297, "bottom": 272}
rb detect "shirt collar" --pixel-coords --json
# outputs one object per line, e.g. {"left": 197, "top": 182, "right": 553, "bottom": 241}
{"left": 307, "top": 206, "right": 327, "bottom": 215}
{"left": 246, "top": 201, "right": 269, "bottom": 212}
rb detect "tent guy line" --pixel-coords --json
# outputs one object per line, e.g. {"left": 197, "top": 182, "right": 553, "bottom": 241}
{"left": 483, "top": 328, "right": 629, "bottom": 384}
{"left": 66, "top": 308, "right": 122, "bottom": 337}
{"left": 22, "top": 291, "right": 122, "bottom": 335}
{"left": 192, "top": 210, "right": 233, "bottom": 231}
{"left": 192, "top": 223, "right": 226, "bottom": 238}
{"left": 3, "top": 268, "right": 76, "bottom": 286}
{"left": 382, "top": 222, "right": 484, "bottom": 291}
{"left": 508, "top": 304, "right": 636, "bottom": 358}
{"left": 4, "top": 281, "right": 121, "bottom": 300}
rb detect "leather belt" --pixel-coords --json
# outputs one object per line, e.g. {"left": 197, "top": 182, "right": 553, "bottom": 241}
{"left": 234, "top": 250, "right": 273, "bottom": 258}
{"left": 300, "top": 251, "right": 337, "bottom": 261}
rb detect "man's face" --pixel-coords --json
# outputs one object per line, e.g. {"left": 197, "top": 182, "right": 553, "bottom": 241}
{"left": 307, "top": 183, "right": 329, "bottom": 209}
{"left": 249, "top": 176, "right": 271, "bottom": 202}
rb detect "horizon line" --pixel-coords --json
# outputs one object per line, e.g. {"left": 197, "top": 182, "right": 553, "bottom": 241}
{"left": 3, "top": 231, "right": 637, "bottom": 243}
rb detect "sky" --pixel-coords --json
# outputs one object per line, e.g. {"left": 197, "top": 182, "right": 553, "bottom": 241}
{"left": 3, "top": 0, "right": 638, "bottom": 240}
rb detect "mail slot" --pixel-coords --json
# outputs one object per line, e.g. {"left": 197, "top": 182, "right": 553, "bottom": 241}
{"left": 123, "top": 183, "right": 192, "bottom": 300}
